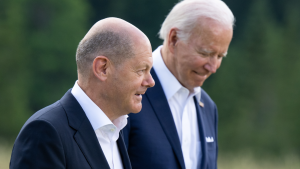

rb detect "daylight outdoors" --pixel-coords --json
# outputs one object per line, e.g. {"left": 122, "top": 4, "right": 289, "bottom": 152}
{"left": 1, "top": 0, "right": 300, "bottom": 168}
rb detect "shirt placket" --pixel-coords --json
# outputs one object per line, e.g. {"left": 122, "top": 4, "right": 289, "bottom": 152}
{"left": 182, "top": 96, "right": 193, "bottom": 169}
{"left": 104, "top": 125, "right": 117, "bottom": 169}
{"left": 178, "top": 88, "right": 190, "bottom": 168}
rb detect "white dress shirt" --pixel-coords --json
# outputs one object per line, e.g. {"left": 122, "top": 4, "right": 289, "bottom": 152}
{"left": 153, "top": 46, "right": 202, "bottom": 169}
{"left": 71, "top": 81, "right": 127, "bottom": 169}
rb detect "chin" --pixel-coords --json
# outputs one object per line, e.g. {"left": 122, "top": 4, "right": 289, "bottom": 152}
{"left": 131, "top": 110, "right": 141, "bottom": 114}
{"left": 198, "top": 82, "right": 205, "bottom": 87}
{"left": 130, "top": 106, "right": 142, "bottom": 114}
{"left": 128, "top": 100, "right": 143, "bottom": 113}
{"left": 194, "top": 80, "right": 205, "bottom": 87}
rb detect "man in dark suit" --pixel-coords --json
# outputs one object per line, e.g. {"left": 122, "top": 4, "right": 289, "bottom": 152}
{"left": 10, "top": 17, "right": 155, "bottom": 169}
{"left": 123, "top": 0, "right": 235, "bottom": 169}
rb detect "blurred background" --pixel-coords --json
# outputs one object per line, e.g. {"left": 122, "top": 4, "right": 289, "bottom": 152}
{"left": 1, "top": 0, "right": 300, "bottom": 168}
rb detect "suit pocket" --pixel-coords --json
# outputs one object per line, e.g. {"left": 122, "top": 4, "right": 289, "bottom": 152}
{"left": 207, "top": 141, "right": 216, "bottom": 150}
{"left": 206, "top": 142, "right": 217, "bottom": 169}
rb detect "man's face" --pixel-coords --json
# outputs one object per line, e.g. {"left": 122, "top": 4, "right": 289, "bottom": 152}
{"left": 172, "top": 20, "right": 233, "bottom": 91}
{"left": 108, "top": 41, "right": 155, "bottom": 115}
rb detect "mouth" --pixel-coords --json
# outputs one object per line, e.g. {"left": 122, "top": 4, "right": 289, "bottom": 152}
{"left": 135, "top": 92, "right": 145, "bottom": 98}
{"left": 193, "top": 71, "right": 207, "bottom": 77}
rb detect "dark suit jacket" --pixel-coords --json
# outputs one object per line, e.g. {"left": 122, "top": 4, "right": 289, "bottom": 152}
{"left": 10, "top": 90, "right": 132, "bottom": 169}
{"left": 123, "top": 69, "right": 218, "bottom": 169}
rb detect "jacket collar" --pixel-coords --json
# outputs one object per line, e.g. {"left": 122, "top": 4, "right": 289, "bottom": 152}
{"left": 60, "top": 90, "right": 113, "bottom": 169}
{"left": 146, "top": 69, "right": 186, "bottom": 169}
{"left": 147, "top": 69, "right": 208, "bottom": 169}
{"left": 60, "top": 90, "right": 132, "bottom": 169}
{"left": 194, "top": 97, "right": 208, "bottom": 169}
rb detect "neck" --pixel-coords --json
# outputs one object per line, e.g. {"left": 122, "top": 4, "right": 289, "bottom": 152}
{"left": 161, "top": 43, "right": 194, "bottom": 93}
{"left": 77, "top": 79, "right": 119, "bottom": 122}
{"left": 161, "top": 44, "right": 176, "bottom": 77}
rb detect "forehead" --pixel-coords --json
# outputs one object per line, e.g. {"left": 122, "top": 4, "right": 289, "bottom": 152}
{"left": 132, "top": 37, "right": 152, "bottom": 59}
{"left": 132, "top": 48, "right": 153, "bottom": 65}
{"left": 117, "top": 32, "right": 153, "bottom": 68}
{"left": 119, "top": 45, "right": 152, "bottom": 68}
{"left": 187, "top": 19, "right": 233, "bottom": 48}
{"left": 192, "top": 20, "right": 229, "bottom": 38}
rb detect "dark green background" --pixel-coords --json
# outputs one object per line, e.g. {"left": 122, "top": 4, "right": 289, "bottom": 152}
{"left": 1, "top": 0, "right": 300, "bottom": 156}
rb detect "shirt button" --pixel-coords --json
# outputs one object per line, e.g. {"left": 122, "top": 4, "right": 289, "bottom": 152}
{"left": 110, "top": 128, "right": 115, "bottom": 132}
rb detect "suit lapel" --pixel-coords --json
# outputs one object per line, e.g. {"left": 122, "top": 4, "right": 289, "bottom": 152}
{"left": 146, "top": 69, "right": 185, "bottom": 169}
{"left": 194, "top": 97, "right": 207, "bottom": 169}
{"left": 60, "top": 90, "right": 110, "bottom": 169}
{"left": 117, "top": 131, "right": 132, "bottom": 169}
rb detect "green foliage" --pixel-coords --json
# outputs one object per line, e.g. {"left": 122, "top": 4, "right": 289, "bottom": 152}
{"left": 0, "top": 0, "right": 299, "bottom": 156}
{"left": 87, "top": 0, "right": 177, "bottom": 49}
{"left": 0, "top": 0, "right": 31, "bottom": 137}
{"left": 0, "top": 0, "right": 89, "bottom": 138}
{"left": 203, "top": 0, "right": 300, "bottom": 155}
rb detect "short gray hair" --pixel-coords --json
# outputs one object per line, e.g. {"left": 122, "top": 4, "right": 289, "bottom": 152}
{"left": 76, "top": 31, "right": 133, "bottom": 76}
{"left": 159, "top": 0, "right": 235, "bottom": 42}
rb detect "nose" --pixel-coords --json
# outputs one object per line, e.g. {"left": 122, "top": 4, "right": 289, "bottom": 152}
{"left": 204, "top": 57, "right": 219, "bottom": 73}
{"left": 143, "top": 72, "right": 155, "bottom": 88}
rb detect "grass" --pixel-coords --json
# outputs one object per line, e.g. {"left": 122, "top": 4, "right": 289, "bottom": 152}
{"left": 0, "top": 142, "right": 12, "bottom": 169}
{"left": 218, "top": 152, "right": 300, "bottom": 169}
{"left": 1, "top": 143, "right": 300, "bottom": 169}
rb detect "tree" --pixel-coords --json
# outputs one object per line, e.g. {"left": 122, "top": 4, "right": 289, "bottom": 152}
{"left": 0, "top": 0, "right": 89, "bottom": 138}
{"left": 203, "top": 0, "right": 300, "bottom": 155}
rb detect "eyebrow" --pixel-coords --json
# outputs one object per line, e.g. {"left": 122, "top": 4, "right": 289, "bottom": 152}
{"left": 138, "top": 62, "right": 151, "bottom": 69}
{"left": 200, "top": 48, "right": 228, "bottom": 57}
{"left": 200, "top": 48, "right": 213, "bottom": 54}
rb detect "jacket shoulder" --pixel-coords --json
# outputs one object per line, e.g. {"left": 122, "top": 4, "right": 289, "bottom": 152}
{"left": 22, "top": 101, "right": 67, "bottom": 131}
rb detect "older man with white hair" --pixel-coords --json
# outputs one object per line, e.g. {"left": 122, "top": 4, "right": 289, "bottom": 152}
{"left": 123, "top": 0, "right": 235, "bottom": 169}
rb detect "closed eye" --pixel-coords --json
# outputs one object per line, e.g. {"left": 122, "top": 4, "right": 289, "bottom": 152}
{"left": 201, "top": 53, "right": 210, "bottom": 57}
{"left": 218, "top": 55, "right": 225, "bottom": 59}
{"left": 137, "top": 69, "right": 146, "bottom": 75}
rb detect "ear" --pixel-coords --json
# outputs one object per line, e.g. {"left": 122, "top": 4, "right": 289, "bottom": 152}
{"left": 167, "top": 28, "right": 179, "bottom": 54}
{"left": 93, "top": 56, "right": 110, "bottom": 81}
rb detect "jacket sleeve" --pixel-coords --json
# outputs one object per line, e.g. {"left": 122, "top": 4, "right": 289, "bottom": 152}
{"left": 10, "top": 120, "right": 65, "bottom": 169}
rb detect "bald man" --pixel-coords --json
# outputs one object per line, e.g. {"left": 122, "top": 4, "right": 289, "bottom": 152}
{"left": 10, "top": 17, "right": 155, "bottom": 169}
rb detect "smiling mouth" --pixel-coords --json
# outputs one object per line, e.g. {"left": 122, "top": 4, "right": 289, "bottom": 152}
{"left": 193, "top": 71, "right": 210, "bottom": 80}
{"left": 194, "top": 71, "right": 205, "bottom": 76}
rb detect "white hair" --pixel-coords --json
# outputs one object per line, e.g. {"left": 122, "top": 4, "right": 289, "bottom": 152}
{"left": 159, "top": 0, "right": 235, "bottom": 42}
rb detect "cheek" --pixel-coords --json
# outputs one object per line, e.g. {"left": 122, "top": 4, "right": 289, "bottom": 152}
{"left": 189, "top": 58, "right": 206, "bottom": 69}
{"left": 217, "top": 60, "right": 222, "bottom": 69}
{"left": 181, "top": 56, "right": 197, "bottom": 67}
{"left": 129, "top": 77, "right": 143, "bottom": 92}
